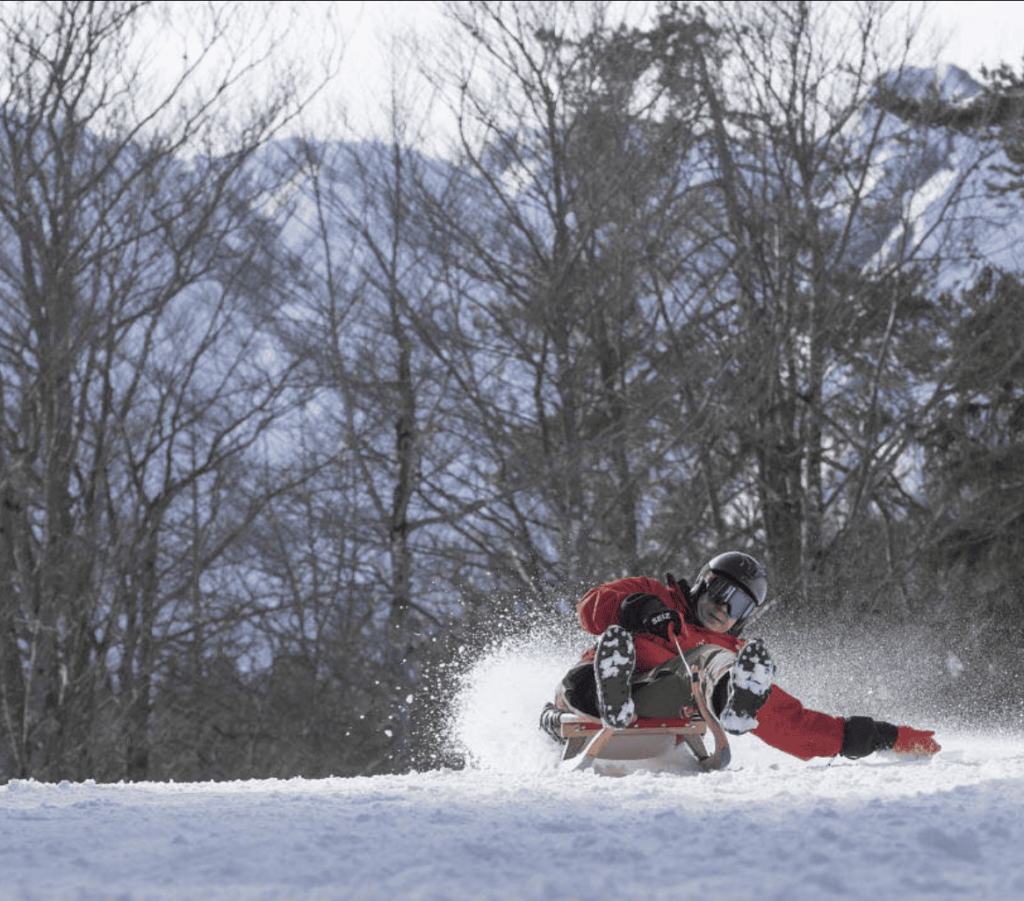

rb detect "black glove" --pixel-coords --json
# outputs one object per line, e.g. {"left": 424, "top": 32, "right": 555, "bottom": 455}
{"left": 839, "top": 716, "right": 900, "bottom": 759}
{"left": 618, "top": 593, "right": 681, "bottom": 641}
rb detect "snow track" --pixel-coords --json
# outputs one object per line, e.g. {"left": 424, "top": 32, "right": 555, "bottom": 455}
{"left": 3, "top": 732, "right": 1023, "bottom": 900}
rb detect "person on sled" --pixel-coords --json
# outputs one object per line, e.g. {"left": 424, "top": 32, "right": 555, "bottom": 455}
{"left": 540, "top": 551, "right": 940, "bottom": 762}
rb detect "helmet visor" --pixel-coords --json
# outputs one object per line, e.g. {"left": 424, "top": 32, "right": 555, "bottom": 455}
{"left": 707, "top": 576, "right": 757, "bottom": 623}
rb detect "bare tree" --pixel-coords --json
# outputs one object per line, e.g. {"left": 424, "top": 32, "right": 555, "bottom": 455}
{"left": 646, "top": 0, "right": 992, "bottom": 611}
{"left": 408, "top": 0, "right": 732, "bottom": 604}
{"left": 245, "top": 124, "right": 482, "bottom": 772}
{"left": 0, "top": 0, "right": 329, "bottom": 780}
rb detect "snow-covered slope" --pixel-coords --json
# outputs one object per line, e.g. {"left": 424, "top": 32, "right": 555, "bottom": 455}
{"left": 4, "top": 642, "right": 1024, "bottom": 901}
{"left": 3, "top": 732, "right": 1023, "bottom": 900}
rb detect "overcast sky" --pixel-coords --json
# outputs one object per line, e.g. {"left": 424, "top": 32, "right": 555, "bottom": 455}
{"left": 336, "top": 1, "right": 1024, "bottom": 77}
{"left": 930, "top": 0, "right": 1024, "bottom": 71}
{"left": 326, "top": 1, "right": 1024, "bottom": 144}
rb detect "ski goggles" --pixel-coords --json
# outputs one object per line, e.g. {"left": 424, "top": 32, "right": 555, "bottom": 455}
{"left": 706, "top": 576, "right": 758, "bottom": 623}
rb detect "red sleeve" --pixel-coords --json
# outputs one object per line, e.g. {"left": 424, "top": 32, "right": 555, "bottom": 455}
{"left": 575, "top": 577, "right": 684, "bottom": 670}
{"left": 576, "top": 577, "right": 673, "bottom": 635}
{"left": 751, "top": 685, "right": 846, "bottom": 760}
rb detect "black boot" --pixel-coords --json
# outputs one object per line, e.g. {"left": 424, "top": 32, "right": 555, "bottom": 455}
{"left": 593, "top": 625, "right": 636, "bottom": 729}
{"left": 719, "top": 638, "right": 774, "bottom": 734}
{"left": 539, "top": 702, "right": 566, "bottom": 743}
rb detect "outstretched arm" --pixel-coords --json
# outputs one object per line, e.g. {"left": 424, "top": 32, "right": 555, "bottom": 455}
{"left": 751, "top": 687, "right": 941, "bottom": 760}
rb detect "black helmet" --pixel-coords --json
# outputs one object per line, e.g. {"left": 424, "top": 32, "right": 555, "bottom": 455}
{"left": 694, "top": 551, "right": 769, "bottom": 634}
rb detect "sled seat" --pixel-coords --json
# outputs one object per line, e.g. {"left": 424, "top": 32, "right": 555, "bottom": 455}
{"left": 557, "top": 710, "right": 729, "bottom": 771}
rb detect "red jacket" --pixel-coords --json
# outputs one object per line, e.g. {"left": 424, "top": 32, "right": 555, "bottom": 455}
{"left": 576, "top": 576, "right": 846, "bottom": 760}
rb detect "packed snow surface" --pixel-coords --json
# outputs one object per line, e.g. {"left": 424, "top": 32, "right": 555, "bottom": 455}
{"left": 4, "top": 645, "right": 1024, "bottom": 901}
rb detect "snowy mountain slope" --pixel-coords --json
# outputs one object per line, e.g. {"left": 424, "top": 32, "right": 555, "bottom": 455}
{"left": 4, "top": 642, "right": 1024, "bottom": 901}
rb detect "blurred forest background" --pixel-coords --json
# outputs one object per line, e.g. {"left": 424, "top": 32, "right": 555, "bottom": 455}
{"left": 2, "top": 0, "right": 1024, "bottom": 782}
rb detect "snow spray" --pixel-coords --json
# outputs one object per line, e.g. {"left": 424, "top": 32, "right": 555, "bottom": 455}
{"left": 445, "top": 624, "right": 587, "bottom": 772}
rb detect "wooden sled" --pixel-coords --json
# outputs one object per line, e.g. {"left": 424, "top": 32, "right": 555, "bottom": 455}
{"left": 557, "top": 710, "right": 730, "bottom": 772}
{"left": 555, "top": 651, "right": 732, "bottom": 772}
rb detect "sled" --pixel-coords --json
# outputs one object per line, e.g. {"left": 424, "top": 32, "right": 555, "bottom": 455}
{"left": 553, "top": 644, "right": 732, "bottom": 772}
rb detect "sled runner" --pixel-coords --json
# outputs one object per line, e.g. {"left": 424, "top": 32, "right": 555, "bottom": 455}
{"left": 556, "top": 711, "right": 728, "bottom": 771}
{"left": 553, "top": 656, "right": 732, "bottom": 772}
